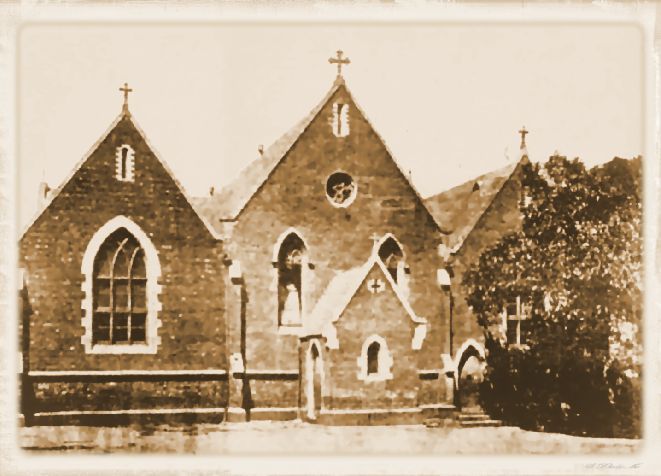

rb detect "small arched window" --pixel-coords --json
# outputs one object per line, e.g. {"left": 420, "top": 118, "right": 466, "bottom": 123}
{"left": 367, "top": 341, "right": 380, "bottom": 375}
{"left": 277, "top": 233, "right": 306, "bottom": 326}
{"left": 357, "top": 335, "right": 393, "bottom": 382}
{"left": 92, "top": 228, "right": 147, "bottom": 344}
{"left": 115, "top": 144, "right": 135, "bottom": 182}
{"left": 378, "top": 237, "right": 404, "bottom": 283}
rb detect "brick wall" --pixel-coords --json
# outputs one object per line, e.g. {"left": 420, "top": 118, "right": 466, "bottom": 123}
{"left": 226, "top": 84, "right": 448, "bottom": 408}
{"left": 451, "top": 163, "right": 524, "bottom": 354}
{"left": 19, "top": 114, "right": 227, "bottom": 412}
{"left": 320, "top": 265, "right": 445, "bottom": 409}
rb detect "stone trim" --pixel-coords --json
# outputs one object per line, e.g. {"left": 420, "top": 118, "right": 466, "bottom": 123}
{"left": 81, "top": 215, "right": 162, "bottom": 354}
{"left": 34, "top": 407, "right": 227, "bottom": 417}
{"left": 28, "top": 370, "right": 227, "bottom": 377}
{"left": 320, "top": 407, "right": 420, "bottom": 415}
{"left": 306, "top": 340, "right": 325, "bottom": 419}
{"left": 331, "top": 102, "right": 350, "bottom": 137}
{"left": 325, "top": 169, "right": 358, "bottom": 209}
{"left": 356, "top": 334, "right": 393, "bottom": 382}
{"left": 115, "top": 144, "right": 135, "bottom": 182}
{"left": 272, "top": 227, "right": 310, "bottom": 329}
{"left": 318, "top": 253, "right": 427, "bottom": 351}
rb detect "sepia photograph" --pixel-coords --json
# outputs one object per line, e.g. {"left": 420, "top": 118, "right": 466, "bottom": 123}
{"left": 1, "top": 1, "right": 658, "bottom": 474}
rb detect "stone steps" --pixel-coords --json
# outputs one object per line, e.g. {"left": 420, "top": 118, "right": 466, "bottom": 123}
{"left": 457, "top": 407, "right": 502, "bottom": 427}
{"left": 459, "top": 419, "right": 503, "bottom": 428}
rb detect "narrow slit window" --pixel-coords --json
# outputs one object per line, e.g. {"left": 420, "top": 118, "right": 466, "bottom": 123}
{"left": 331, "top": 103, "right": 350, "bottom": 137}
{"left": 121, "top": 147, "right": 128, "bottom": 179}
{"left": 115, "top": 144, "right": 135, "bottom": 182}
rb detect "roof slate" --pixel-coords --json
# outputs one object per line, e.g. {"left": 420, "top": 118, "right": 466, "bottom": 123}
{"left": 423, "top": 161, "right": 520, "bottom": 251}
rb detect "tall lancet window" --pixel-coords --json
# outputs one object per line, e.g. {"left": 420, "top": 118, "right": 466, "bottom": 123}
{"left": 93, "top": 228, "right": 147, "bottom": 344}
{"left": 331, "top": 102, "right": 350, "bottom": 137}
{"left": 378, "top": 237, "right": 405, "bottom": 283}
{"left": 277, "top": 233, "right": 306, "bottom": 326}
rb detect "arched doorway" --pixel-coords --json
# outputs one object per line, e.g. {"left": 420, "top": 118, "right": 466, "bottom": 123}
{"left": 456, "top": 344, "right": 485, "bottom": 410}
{"left": 307, "top": 342, "right": 322, "bottom": 419}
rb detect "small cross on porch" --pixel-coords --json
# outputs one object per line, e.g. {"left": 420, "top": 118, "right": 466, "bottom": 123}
{"left": 367, "top": 278, "right": 386, "bottom": 294}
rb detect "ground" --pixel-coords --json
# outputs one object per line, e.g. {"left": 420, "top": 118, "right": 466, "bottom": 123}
{"left": 19, "top": 421, "right": 639, "bottom": 454}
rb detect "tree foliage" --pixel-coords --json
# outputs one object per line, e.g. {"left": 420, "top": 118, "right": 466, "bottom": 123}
{"left": 463, "top": 156, "right": 642, "bottom": 437}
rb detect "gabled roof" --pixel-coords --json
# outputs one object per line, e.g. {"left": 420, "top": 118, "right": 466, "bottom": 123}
{"left": 21, "top": 109, "right": 222, "bottom": 241}
{"left": 423, "top": 160, "right": 521, "bottom": 251}
{"left": 192, "top": 79, "right": 344, "bottom": 226}
{"left": 193, "top": 77, "right": 448, "bottom": 235}
{"left": 303, "top": 251, "right": 426, "bottom": 337}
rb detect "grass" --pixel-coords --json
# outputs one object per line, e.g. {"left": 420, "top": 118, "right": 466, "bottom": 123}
{"left": 20, "top": 420, "right": 640, "bottom": 455}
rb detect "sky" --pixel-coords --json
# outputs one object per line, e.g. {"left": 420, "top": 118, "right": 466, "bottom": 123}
{"left": 18, "top": 22, "right": 643, "bottom": 230}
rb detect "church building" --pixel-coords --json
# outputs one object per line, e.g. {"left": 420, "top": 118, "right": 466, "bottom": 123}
{"left": 19, "top": 52, "right": 526, "bottom": 425}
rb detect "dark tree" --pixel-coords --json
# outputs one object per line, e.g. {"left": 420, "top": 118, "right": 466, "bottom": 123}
{"left": 464, "top": 156, "right": 641, "bottom": 437}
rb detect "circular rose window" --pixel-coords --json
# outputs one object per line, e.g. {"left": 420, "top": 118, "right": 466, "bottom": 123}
{"left": 326, "top": 172, "right": 357, "bottom": 207}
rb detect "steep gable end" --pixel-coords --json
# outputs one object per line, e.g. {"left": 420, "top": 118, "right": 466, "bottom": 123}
{"left": 192, "top": 80, "right": 343, "bottom": 225}
{"left": 21, "top": 111, "right": 220, "bottom": 241}
{"left": 194, "top": 78, "right": 446, "bottom": 235}
{"left": 306, "top": 253, "right": 426, "bottom": 337}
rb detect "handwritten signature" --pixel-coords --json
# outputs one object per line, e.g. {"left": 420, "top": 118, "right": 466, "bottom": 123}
{"left": 584, "top": 463, "right": 641, "bottom": 469}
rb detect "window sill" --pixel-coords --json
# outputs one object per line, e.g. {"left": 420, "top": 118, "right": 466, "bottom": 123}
{"left": 86, "top": 343, "right": 158, "bottom": 355}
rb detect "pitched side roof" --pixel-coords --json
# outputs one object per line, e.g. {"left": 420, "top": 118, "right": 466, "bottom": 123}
{"left": 21, "top": 110, "right": 222, "bottom": 241}
{"left": 303, "top": 253, "right": 426, "bottom": 337}
{"left": 423, "top": 161, "right": 520, "bottom": 251}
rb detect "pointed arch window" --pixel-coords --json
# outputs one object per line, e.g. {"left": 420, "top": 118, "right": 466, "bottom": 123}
{"left": 277, "top": 233, "right": 307, "bottom": 326}
{"left": 357, "top": 335, "right": 393, "bottom": 382}
{"left": 92, "top": 228, "right": 147, "bottom": 344}
{"left": 378, "top": 237, "right": 405, "bottom": 283}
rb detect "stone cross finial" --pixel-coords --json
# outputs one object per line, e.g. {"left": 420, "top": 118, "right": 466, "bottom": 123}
{"left": 119, "top": 82, "right": 133, "bottom": 112}
{"left": 329, "top": 50, "right": 351, "bottom": 77}
{"left": 519, "top": 126, "right": 529, "bottom": 149}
